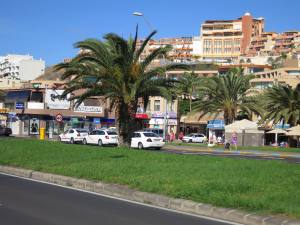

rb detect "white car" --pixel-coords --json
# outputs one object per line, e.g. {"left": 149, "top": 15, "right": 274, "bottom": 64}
{"left": 182, "top": 133, "right": 207, "bottom": 143}
{"left": 82, "top": 129, "right": 118, "bottom": 146}
{"left": 58, "top": 128, "right": 89, "bottom": 144}
{"left": 131, "top": 131, "right": 165, "bottom": 150}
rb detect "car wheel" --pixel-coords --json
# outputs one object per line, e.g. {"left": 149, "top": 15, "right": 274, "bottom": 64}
{"left": 98, "top": 139, "right": 103, "bottom": 146}
{"left": 58, "top": 136, "right": 62, "bottom": 142}
{"left": 188, "top": 139, "right": 192, "bottom": 143}
{"left": 155, "top": 147, "right": 161, "bottom": 150}
{"left": 138, "top": 142, "right": 143, "bottom": 150}
{"left": 70, "top": 138, "right": 75, "bottom": 144}
{"left": 82, "top": 138, "right": 87, "bottom": 145}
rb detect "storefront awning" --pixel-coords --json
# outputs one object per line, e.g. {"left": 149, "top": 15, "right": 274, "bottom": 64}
{"left": 5, "top": 90, "right": 31, "bottom": 103}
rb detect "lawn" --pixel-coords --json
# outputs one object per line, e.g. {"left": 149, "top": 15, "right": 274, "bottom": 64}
{"left": 0, "top": 138, "right": 300, "bottom": 219}
{"left": 167, "top": 142, "right": 300, "bottom": 153}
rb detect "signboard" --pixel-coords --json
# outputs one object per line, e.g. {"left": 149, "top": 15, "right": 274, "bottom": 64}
{"left": 16, "top": 102, "right": 24, "bottom": 109}
{"left": 45, "top": 90, "right": 70, "bottom": 109}
{"left": 135, "top": 114, "right": 149, "bottom": 119}
{"left": 93, "top": 118, "right": 101, "bottom": 124}
{"left": 74, "top": 105, "right": 102, "bottom": 113}
{"left": 55, "top": 114, "right": 63, "bottom": 122}
{"left": 29, "top": 118, "right": 39, "bottom": 135}
{"left": 151, "top": 112, "right": 165, "bottom": 118}
{"left": 0, "top": 108, "right": 9, "bottom": 113}
{"left": 168, "top": 119, "right": 178, "bottom": 125}
{"left": 27, "top": 102, "right": 44, "bottom": 109}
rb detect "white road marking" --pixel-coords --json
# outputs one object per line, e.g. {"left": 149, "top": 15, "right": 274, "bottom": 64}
{"left": 0, "top": 172, "right": 242, "bottom": 225}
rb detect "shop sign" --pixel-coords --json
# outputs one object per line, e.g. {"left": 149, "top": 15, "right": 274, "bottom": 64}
{"left": 168, "top": 112, "right": 177, "bottom": 118}
{"left": 93, "top": 118, "right": 101, "bottom": 124}
{"left": 16, "top": 102, "right": 24, "bottom": 109}
{"left": 55, "top": 114, "right": 63, "bottom": 122}
{"left": 0, "top": 115, "right": 7, "bottom": 120}
{"left": 151, "top": 112, "right": 165, "bottom": 118}
{"left": 135, "top": 113, "right": 149, "bottom": 119}
{"left": 168, "top": 119, "right": 178, "bottom": 125}
{"left": 45, "top": 90, "right": 70, "bottom": 109}
{"left": 74, "top": 105, "right": 103, "bottom": 113}
{"left": 0, "top": 108, "right": 9, "bottom": 113}
{"left": 27, "top": 102, "right": 44, "bottom": 109}
{"left": 149, "top": 118, "right": 164, "bottom": 125}
{"left": 29, "top": 118, "right": 39, "bottom": 135}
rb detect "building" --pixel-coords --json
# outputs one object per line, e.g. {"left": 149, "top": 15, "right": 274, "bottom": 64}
{"left": 137, "top": 37, "right": 194, "bottom": 62}
{"left": 0, "top": 54, "right": 45, "bottom": 81}
{"left": 250, "top": 67, "right": 300, "bottom": 89}
{"left": 199, "top": 12, "right": 264, "bottom": 61}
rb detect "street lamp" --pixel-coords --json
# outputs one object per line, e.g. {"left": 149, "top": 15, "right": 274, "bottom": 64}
{"left": 132, "top": 11, "right": 154, "bottom": 31}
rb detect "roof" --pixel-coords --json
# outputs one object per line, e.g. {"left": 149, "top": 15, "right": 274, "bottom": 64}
{"left": 34, "top": 66, "right": 65, "bottom": 81}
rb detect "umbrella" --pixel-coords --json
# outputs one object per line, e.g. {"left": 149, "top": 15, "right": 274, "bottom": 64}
{"left": 286, "top": 128, "right": 300, "bottom": 147}
{"left": 267, "top": 128, "right": 287, "bottom": 144}
{"left": 287, "top": 125, "right": 300, "bottom": 131}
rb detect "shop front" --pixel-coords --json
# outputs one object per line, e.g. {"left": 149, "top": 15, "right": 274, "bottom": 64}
{"left": 207, "top": 120, "right": 225, "bottom": 144}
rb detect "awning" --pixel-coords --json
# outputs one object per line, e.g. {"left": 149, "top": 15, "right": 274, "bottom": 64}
{"left": 5, "top": 90, "right": 31, "bottom": 103}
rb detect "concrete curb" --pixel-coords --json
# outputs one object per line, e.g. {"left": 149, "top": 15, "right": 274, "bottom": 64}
{"left": 165, "top": 145, "right": 300, "bottom": 159}
{"left": 0, "top": 165, "right": 299, "bottom": 225}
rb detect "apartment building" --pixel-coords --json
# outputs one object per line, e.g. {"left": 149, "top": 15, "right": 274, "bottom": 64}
{"left": 250, "top": 67, "right": 300, "bottom": 90}
{"left": 273, "top": 31, "right": 300, "bottom": 55}
{"left": 0, "top": 54, "right": 45, "bottom": 81}
{"left": 199, "top": 13, "right": 264, "bottom": 60}
{"left": 137, "top": 37, "right": 193, "bottom": 61}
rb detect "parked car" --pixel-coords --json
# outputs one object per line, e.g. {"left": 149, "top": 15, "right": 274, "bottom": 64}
{"left": 182, "top": 133, "right": 207, "bottom": 143}
{"left": 131, "top": 131, "right": 165, "bottom": 150}
{"left": 82, "top": 129, "right": 118, "bottom": 146}
{"left": 0, "top": 125, "right": 12, "bottom": 136}
{"left": 58, "top": 128, "right": 89, "bottom": 144}
{"left": 143, "top": 128, "right": 164, "bottom": 137}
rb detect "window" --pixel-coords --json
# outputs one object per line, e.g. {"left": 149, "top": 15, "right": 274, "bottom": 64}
{"left": 90, "top": 130, "right": 97, "bottom": 135}
{"left": 143, "top": 132, "right": 159, "bottom": 137}
{"left": 146, "top": 100, "right": 151, "bottom": 111}
{"left": 69, "top": 130, "right": 74, "bottom": 134}
{"left": 134, "top": 133, "right": 141, "bottom": 138}
{"left": 107, "top": 131, "right": 117, "bottom": 135}
{"left": 154, "top": 100, "right": 160, "bottom": 111}
{"left": 97, "top": 130, "right": 105, "bottom": 135}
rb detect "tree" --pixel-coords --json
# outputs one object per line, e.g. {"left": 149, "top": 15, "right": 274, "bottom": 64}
{"left": 193, "top": 68, "right": 261, "bottom": 125}
{"left": 174, "top": 72, "right": 202, "bottom": 112}
{"left": 55, "top": 27, "right": 188, "bottom": 146}
{"left": 263, "top": 84, "right": 300, "bottom": 126}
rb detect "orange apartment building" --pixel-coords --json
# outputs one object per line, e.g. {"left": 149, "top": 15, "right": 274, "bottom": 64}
{"left": 199, "top": 13, "right": 264, "bottom": 60}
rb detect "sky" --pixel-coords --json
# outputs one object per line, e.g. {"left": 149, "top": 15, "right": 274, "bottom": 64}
{"left": 0, "top": 0, "right": 299, "bottom": 66}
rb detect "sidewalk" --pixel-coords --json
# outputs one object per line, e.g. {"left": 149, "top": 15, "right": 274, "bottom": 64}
{"left": 164, "top": 144, "right": 300, "bottom": 159}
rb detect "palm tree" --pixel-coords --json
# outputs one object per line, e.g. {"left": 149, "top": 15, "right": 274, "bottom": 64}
{"left": 263, "top": 84, "right": 300, "bottom": 126}
{"left": 193, "top": 68, "right": 261, "bottom": 125}
{"left": 55, "top": 27, "right": 188, "bottom": 146}
{"left": 175, "top": 72, "right": 202, "bottom": 112}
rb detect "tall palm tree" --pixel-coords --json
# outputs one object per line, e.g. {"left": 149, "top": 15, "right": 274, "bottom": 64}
{"left": 193, "top": 68, "right": 261, "bottom": 125}
{"left": 55, "top": 27, "right": 188, "bottom": 146}
{"left": 175, "top": 72, "right": 202, "bottom": 112}
{"left": 263, "top": 84, "right": 300, "bottom": 126}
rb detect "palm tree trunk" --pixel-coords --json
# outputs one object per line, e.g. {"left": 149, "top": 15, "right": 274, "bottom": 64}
{"left": 116, "top": 101, "right": 139, "bottom": 146}
{"left": 189, "top": 95, "right": 192, "bottom": 112}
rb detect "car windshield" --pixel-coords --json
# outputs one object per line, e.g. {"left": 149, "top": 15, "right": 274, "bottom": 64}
{"left": 107, "top": 131, "right": 117, "bottom": 135}
{"left": 143, "top": 132, "right": 159, "bottom": 137}
{"left": 76, "top": 129, "right": 88, "bottom": 133}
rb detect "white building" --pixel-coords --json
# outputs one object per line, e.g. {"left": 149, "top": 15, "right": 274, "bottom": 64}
{"left": 0, "top": 54, "right": 45, "bottom": 81}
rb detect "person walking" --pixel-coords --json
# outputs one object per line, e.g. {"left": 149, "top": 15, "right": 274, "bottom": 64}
{"left": 230, "top": 131, "right": 238, "bottom": 151}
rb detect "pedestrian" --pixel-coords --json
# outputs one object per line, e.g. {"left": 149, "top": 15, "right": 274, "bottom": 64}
{"left": 230, "top": 131, "right": 238, "bottom": 151}
{"left": 178, "top": 131, "right": 184, "bottom": 141}
{"left": 170, "top": 130, "right": 175, "bottom": 142}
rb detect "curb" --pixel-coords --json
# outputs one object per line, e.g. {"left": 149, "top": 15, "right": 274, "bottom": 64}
{"left": 165, "top": 145, "right": 300, "bottom": 159}
{"left": 0, "top": 165, "right": 299, "bottom": 225}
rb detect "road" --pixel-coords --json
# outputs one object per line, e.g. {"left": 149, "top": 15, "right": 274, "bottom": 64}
{"left": 0, "top": 173, "right": 237, "bottom": 225}
{"left": 162, "top": 146, "right": 300, "bottom": 164}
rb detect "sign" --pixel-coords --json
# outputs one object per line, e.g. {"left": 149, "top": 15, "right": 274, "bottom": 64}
{"left": 45, "top": 90, "right": 70, "bottom": 109}
{"left": 27, "top": 102, "right": 44, "bottom": 109}
{"left": 168, "top": 119, "right": 178, "bottom": 125}
{"left": 151, "top": 112, "right": 165, "bottom": 118}
{"left": 74, "top": 105, "right": 103, "bottom": 113}
{"left": 55, "top": 114, "right": 63, "bottom": 122}
{"left": 16, "top": 102, "right": 24, "bottom": 109}
{"left": 0, "top": 108, "right": 9, "bottom": 113}
{"left": 135, "top": 114, "right": 149, "bottom": 119}
{"left": 0, "top": 115, "right": 7, "bottom": 120}
{"left": 207, "top": 120, "right": 225, "bottom": 130}
{"left": 93, "top": 118, "right": 101, "bottom": 124}
{"left": 29, "top": 118, "right": 39, "bottom": 135}
{"left": 149, "top": 118, "right": 164, "bottom": 125}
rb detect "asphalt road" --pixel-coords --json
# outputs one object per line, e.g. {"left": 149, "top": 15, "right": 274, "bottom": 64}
{"left": 0, "top": 173, "right": 237, "bottom": 225}
{"left": 162, "top": 148, "right": 300, "bottom": 164}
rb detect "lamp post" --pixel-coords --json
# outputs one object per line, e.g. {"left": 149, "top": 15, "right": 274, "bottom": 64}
{"left": 132, "top": 12, "right": 154, "bottom": 31}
